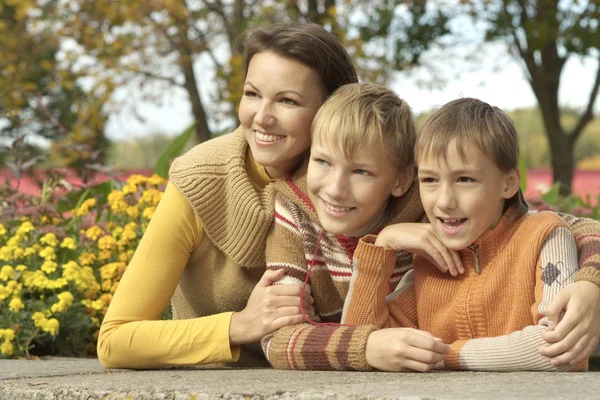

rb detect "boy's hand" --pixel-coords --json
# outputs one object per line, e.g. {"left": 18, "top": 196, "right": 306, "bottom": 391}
{"left": 229, "top": 269, "right": 315, "bottom": 345}
{"left": 365, "top": 328, "right": 450, "bottom": 372}
{"left": 540, "top": 281, "right": 600, "bottom": 366}
{"left": 375, "top": 223, "right": 464, "bottom": 276}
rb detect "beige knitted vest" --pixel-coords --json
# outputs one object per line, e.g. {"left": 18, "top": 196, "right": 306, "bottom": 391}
{"left": 168, "top": 127, "right": 275, "bottom": 366}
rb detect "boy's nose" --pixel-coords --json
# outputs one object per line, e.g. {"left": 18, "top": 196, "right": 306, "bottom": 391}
{"left": 436, "top": 188, "right": 457, "bottom": 211}
{"left": 324, "top": 172, "right": 348, "bottom": 200}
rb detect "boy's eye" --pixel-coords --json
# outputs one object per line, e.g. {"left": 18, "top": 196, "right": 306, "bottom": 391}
{"left": 279, "top": 97, "right": 298, "bottom": 105}
{"left": 243, "top": 90, "right": 259, "bottom": 98}
{"left": 354, "top": 169, "right": 371, "bottom": 176}
{"left": 312, "top": 157, "right": 329, "bottom": 166}
{"left": 419, "top": 177, "right": 437, "bottom": 183}
{"left": 458, "top": 177, "right": 475, "bottom": 183}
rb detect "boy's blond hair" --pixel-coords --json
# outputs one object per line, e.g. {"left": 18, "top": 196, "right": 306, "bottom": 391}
{"left": 415, "top": 98, "right": 519, "bottom": 172}
{"left": 311, "top": 82, "right": 416, "bottom": 170}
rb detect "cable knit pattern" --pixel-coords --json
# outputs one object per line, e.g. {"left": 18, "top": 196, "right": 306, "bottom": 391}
{"left": 345, "top": 209, "right": 589, "bottom": 371}
{"left": 169, "top": 126, "right": 275, "bottom": 268}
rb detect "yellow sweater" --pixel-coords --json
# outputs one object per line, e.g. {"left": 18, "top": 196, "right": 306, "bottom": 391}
{"left": 97, "top": 128, "right": 274, "bottom": 368}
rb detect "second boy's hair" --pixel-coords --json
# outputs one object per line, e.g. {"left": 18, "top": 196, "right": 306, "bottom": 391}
{"left": 415, "top": 98, "right": 519, "bottom": 172}
{"left": 311, "top": 82, "right": 416, "bottom": 170}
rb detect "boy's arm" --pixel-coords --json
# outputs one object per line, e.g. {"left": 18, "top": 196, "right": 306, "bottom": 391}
{"left": 262, "top": 196, "right": 375, "bottom": 371}
{"left": 555, "top": 212, "right": 600, "bottom": 284}
{"left": 445, "top": 226, "right": 587, "bottom": 371}
{"left": 342, "top": 235, "right": 418, "bottom": 329}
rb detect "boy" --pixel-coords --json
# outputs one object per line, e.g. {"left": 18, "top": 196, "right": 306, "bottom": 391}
{"left": 343, "top": 98, "right": 588, "bottom": 371}
{"left": 262, "top": 83, "right": 452, "bottom": 371}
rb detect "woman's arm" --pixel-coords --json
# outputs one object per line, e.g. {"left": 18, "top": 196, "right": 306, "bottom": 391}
{"left": 98, "top": 182, "right": 240, "bottom": 368}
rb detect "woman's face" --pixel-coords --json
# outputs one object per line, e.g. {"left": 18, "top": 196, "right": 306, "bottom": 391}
{"left": 239, "top": 51, "right": 326, "bottom": 178}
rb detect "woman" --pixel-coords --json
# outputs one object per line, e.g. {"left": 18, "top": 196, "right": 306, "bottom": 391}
{"left": 97, "top": 22, "right": 359, "bottom": 368}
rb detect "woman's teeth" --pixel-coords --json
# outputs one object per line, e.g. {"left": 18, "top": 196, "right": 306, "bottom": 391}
{"left": 255, "top": 131, "right": 284, "bottom": 142}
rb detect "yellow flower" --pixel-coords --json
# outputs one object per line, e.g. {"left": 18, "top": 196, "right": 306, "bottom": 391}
{"left": 57, "top": 292, "right": 74, "bottom": 307}
{"left": 147, "top": 174, "right": 165, "bottom": 187}
{"left": 78, "top": 253, "right": 96, "bottom": 266}
{"left": 39, "top": 246, "right": 56, "bottom": 261}
{"left": 71, "top": 198, "right": 96, "bottom": 217}
{"left": 32, "top": 312, "right": 47, "bottom": 327}
{"left": 42, "top": 318, "right": 60, "bottom": 335}
{"left": 12, "top": 247, "right": 24, "bottom": 259}
{"left": 125, "top": 206, "right": 139, "bottom": 218}
{"left": 0, "top": 328, "right": 15, "bottom": 341}
{"left": 84, "top": 226, "right": 105, "bottom": 241}
{"left": 41, "top": 260, "right": 58, "bottom": 274}
{"left": 0, "top": 246, "right": 11, "bottom": 261}
{"left": 6, "top": 280, "right": 22, "bottom": 295}
{"left": 127, "top": 174, "right": 148, "bottom": 187}
{"left": 9, "top": 297, "right": 24, "bottom": 312}
{"left": 0, "top": 265, "right": 15, "bottom": 281}
{"left": 97, "top": 250, "right": 112, "bottom": 261}
{"left": 40, "top": 233, "right": 59, "bottom": 247}
{"left": 23, "top": 247, "right": 36, "bottom": 257}
{"left": 142, "top": 207, "right": 155, "bottom": 220}
{"left": 0, "top": 285, "right": 9, "bottom": 301}
{"left": 0, "top": 223, "right": 6, "bottom": 236}
{"left": 0, "top": 341, "right": 13, "bottom": 356}
{"left": 16, "top": 221, "right": 34, "bottom": 236}
{"left": 15, "top": 264, "right": 27, "bottom": 272}
{"left": 60, "top": 237, "right": 77, "bottom": 250}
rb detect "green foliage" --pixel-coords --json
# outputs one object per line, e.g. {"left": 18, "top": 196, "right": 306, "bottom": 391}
{"left": 153, "top": 123, "right": 195, "bottom": 178}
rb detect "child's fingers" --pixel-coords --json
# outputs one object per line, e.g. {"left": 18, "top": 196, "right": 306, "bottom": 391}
{"left": 450, "top": 250, "right": 464, "bottom": 274}
{"left": 427, "top": 237, "right": 457, "bottom": 276}
{"left": 565, "top": 337, "right": 599, "bottom": 367}
{"left": 540, "top": 325, "right": 582, "bottom": 359}
{"left": 544, "top": 290, "right": 571, "bottom": 332}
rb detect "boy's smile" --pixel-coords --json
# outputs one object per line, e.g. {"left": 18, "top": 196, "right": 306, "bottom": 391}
{"left": 417, "top": 139, "right": 519, "bottom": 250}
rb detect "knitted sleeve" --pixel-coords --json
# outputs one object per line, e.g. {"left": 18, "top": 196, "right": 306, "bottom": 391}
{"left": 445, "top": 227, "right": 587, "bottom": 371}
{"left": 261, "top": 196, "right": 376, "bottom": 371}
{"left": 553, "top": 212, "right": 600, "bottom": 287}
{"left": 342, "top": 235, "right": 418, "bottom": 329}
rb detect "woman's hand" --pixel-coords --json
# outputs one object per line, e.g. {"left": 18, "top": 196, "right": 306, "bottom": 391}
{"left": 375, "top": 223, "right": 464, "bottom": 276}
{"left": 229, "top": 269, "right": 315, "bottom": 345}
{"left": 365, "top": 328, "right": 450, "bottom": 372}
{"left": 540, "top": 280, "right": 600, "bottom": 366}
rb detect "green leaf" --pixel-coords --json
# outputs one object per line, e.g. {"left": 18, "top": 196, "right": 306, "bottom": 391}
{"left": 518, "top": 155, "right": 527, "bottom": 193}
{"left": 541, "top": 181, "right": 561, "bottom": 205}
{"left": 153, "top": 123, "right": 195, "bottom": 178}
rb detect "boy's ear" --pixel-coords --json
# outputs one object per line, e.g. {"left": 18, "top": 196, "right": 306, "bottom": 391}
{"left": 391, "top": 167, "right": 415, "bottom": 198}
{"left": 502, "top": 168, "right": 521, "bottom": 199}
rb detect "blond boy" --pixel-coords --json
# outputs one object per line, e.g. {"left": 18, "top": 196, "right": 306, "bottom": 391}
{"left": 261, "top": 83, "right": 451, "bottom": 371}
{"left": 343, "top": 98, "right": 589, "bottom": 371}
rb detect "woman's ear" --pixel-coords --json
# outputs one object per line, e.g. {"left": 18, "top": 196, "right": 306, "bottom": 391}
{"left": 391, "top": 166, "right": 415, "bottom": 198}
{"left": 503, "top": 168, "right": 521, "bottom": 199}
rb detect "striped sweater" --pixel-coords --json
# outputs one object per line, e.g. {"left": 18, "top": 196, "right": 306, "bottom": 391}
{"left": 344, "top": 208, "right": 589, "bottom": 371}
{"left": 262, "top": 165, "right": 424, "bottom": 370}
{"left": 263, "top": 167, "right": 600, "bottom": 371}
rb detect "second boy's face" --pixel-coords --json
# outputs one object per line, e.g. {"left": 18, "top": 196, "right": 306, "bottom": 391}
{"left": 417, "top": 139, "right": 518, "bottom": 250}
{"left": 307, "top": 139, "right": 409, "bottom": 237}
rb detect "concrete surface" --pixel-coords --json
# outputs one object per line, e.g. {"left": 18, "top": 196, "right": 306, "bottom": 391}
{"left": 1, "top": 358, "right": 599, "bottom": 400}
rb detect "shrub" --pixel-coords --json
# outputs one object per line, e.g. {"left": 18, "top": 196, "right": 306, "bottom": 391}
{"left": 0, "top": 174, "right": 165, "bottom": 359}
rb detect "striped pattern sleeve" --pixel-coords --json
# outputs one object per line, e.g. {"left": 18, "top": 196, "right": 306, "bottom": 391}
{"left": 342, "top": 236, "right": 418, "bottom": 329}
{"left": 265, "top": 323, "right": 377, "bottom": 370}
{"left": 266, "top": 195, "right": 311, "bottom": 288}
{"left": 554, "top": 212, "right": 600, "bottom": 286}
{"left": 446, "top": 227, "right": 587, "bottom": 371}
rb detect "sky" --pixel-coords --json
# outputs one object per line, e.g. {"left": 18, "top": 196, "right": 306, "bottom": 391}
{"left": 104, "top": 41, "right": 600, "bottom": 141}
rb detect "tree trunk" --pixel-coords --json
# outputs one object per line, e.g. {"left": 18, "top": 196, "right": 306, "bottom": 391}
{"left": 544, "top": 120, "right": 574, "bottom": 196}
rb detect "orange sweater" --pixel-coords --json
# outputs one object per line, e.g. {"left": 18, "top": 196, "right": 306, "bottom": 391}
{"left": 344, "top": 209, "right": 588, "bottom": 371}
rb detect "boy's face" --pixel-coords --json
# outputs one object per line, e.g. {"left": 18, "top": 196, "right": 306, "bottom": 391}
{"left": 307, "top": 138, "right": 410, "bottom": 237}
{"left": 417, "top": 139, "right": 519, "bottom": 250}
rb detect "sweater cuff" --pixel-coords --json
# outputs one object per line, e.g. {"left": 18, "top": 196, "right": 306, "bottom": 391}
{"left": 444, "top": 340, "right": 468, "bottom": 370}
{"left": 355, "top": 236, "right": 397, "bottom": 275}
{"left": 574, "top": 267, "right": 600, "bottom": 288}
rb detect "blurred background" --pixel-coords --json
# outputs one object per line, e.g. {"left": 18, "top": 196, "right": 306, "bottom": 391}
{"left": 1, "top": 0, "right": 599, "bottom": 197}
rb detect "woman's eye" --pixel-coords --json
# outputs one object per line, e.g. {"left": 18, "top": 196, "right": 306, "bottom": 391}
{"left": 243, "top": 90, "right": 259, "bottom": 98}
{"left": 280, "top": 98, "right": 298, "bottom": 105}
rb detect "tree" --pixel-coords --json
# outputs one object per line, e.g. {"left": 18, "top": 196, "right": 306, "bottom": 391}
{"left": 0, "top": 1, "right": 110, "bottom": 166}
{"left": 60, "top": 0, "right": 450, "bottom": 143}
{"left": 473, "top": 0, "right": 600, "bottom": 196}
